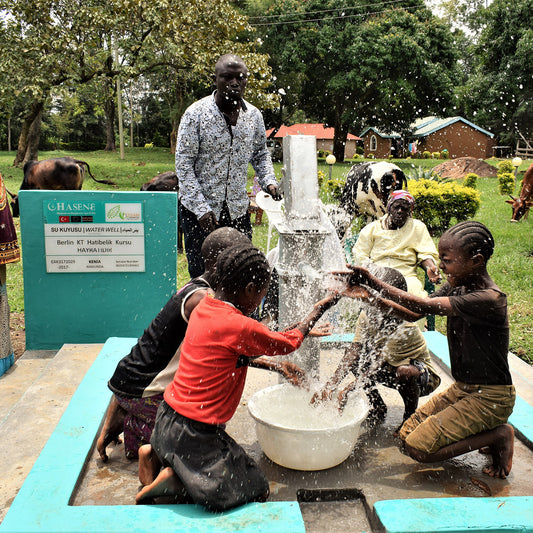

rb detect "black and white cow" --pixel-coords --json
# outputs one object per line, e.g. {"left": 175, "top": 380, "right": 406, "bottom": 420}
{"left": 329, "top": 161, "right": 407, "bottom": 238}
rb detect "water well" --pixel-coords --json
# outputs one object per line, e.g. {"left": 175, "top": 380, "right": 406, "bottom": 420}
{"left": 276, "top": 135, "right": 332, "bottom": 378}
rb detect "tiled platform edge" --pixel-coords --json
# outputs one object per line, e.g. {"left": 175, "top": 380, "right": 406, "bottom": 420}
{"left": 375, "top": 331, "right": 533, "bottom": 533}
{"left": 0, "top": 337, "right": 304, "bottom": 533}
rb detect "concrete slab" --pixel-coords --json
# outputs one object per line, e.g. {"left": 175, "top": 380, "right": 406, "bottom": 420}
{"left": 0, "top": 343, "right": 102, "bottom": 523}
{"left": 2, "top": 339, "right": 533, "bottom": 532}
{"left": 72, "top": 347, "right": 533, "bottom": 531}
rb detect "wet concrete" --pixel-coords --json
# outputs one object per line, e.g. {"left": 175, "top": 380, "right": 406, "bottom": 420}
{"left": 2, "top": 344, "right": 533, "bottom": 531}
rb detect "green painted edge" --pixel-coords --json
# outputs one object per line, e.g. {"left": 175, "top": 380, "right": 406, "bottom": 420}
{"left": 0, "top": 337, "right": 305, "bottom": 533}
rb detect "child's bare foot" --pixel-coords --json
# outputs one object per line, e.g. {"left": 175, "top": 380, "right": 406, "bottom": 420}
{"left": 482, "top": 424, "right": 514, "bottom": 479}
{"left": 97, "top": 396, "right": 126, "bottom": 462}
{"left": 138, "top": 444, "right": 162, "bottom": 486}
{"left": 136, "top": 467, "right": 184, "bottom": 504}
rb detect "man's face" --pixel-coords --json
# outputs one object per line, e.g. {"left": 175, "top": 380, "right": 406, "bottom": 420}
{"left": 215, "top": 61, "right": 248, "bottom": 104}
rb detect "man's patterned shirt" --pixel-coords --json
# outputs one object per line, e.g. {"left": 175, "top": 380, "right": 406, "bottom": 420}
{"left": 175, "top": 93, "right": 277, "bottom": 221}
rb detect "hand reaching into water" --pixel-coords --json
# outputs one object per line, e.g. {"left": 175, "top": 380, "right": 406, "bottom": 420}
{"left": 310, "top": 382, "right": 336, "bottom": 405}
{"left": 276, "top": 361, "right": 307, "bottom": 387}
{"left": 309, "top": 322, "right": 333, "bottom": 337}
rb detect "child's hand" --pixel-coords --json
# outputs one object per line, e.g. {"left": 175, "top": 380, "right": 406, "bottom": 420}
{"left": 337, "top": 386, "right": 351, "bottom": 412}
{"left": 278, "top": 361, "right": 307, "bottom": 387}
{"left": 310, "top": 383, "right": 335, "bottom": 405}
{"left": 309, "top": 322, "right": 333, "bottom": 337}
{"left": 339, "top": 285, "right": 372, "bottom": 300}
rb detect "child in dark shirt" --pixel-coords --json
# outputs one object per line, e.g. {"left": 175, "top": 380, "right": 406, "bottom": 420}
{"left": 335, "top": 221, "right": 515, "bottom": 479}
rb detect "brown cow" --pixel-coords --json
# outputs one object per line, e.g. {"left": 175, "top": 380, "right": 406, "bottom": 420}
{"left": 10, "top": 157, "right": 115, "bottom": 216}
{"left": 140, "top": 171, "right": 177, "bottom": 192}
{"left": 140, "top": 171, "right": 182, "bottom": 251}
{"left": 506, "top": 163, "right": 533, "bottom": 222}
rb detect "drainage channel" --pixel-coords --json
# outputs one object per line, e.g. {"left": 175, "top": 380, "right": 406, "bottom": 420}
{"left": 297, "top": 488, "right": 374, "bottom": 532}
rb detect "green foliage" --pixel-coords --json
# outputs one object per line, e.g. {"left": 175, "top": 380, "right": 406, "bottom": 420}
{"left": 459, "top": 0, "right": 532, "bottom": 145}
{"left": 254, "top": 0, "right": 461, "bottom": 159}
{"left": 431, "top": 151, "right": 441, "bottom": 159}
{"left": 463, "top": 172, "right": 478, "bottom": 189}
{"left": 422, "top": 150, "right": 431, "bottom": 159}
{"left": 321, "top": 177, "right": 345, "bottom": 201}
{"left": 498, "top": 172, "right": 515, "bottom": 195}
{"left": 440, "top": 149, "right": 449, "bottom": 159}
{"left": 498, "top": 160, "right": 515, "bottom": 175}
{"left": 406, "top": 165, "right": 449, "bottom": 183}
{"left": 408, "top": 178, "right": 481, "bottom": 235}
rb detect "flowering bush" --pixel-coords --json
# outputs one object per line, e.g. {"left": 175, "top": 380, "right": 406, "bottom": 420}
{"left": 463, "top": 173, "right": 478, "bottom": 189}
{"left": 440, "top": 149, "right": 449, "bottom": 159}
{"left": 408, "top": 178, "right": 481, "bottom": 236}
{"left": 422, "top": 150, "right": 431, "bottom": 159}
{"left": 144, "top": 142, "right": 154, "bottom": 149}
{"left": 498, "top": 172, "right": 515, "bottom": 195}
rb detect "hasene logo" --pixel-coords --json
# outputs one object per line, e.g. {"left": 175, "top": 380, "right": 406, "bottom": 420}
{"left": 105, "top": 203, "right": 142, "bottom": 222}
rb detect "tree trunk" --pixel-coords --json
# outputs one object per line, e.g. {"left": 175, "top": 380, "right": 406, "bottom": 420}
{"left": 13, "top": 100, "right": 44, "bottom": 167}
{"left": 333, "top": 124, "right": 349, "bottom": 162}
{"left": 332, "top": 99, "right": 348, "bottom": 162}
{"left": 104, "top": 93, "right": 116, "bottom": 152}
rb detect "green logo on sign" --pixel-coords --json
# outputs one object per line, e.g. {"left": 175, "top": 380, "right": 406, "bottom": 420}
{"left": 106, "top": 205, "right": 124, "bottom": 220}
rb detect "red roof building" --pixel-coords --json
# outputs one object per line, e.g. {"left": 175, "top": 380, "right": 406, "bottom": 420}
{"left": 266, "top": 124, "right": 361, "bottom": 159}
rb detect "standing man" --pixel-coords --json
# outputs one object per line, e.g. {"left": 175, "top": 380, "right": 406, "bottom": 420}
{"left": 176, "top": 53, "right": 281, "bottom": 277}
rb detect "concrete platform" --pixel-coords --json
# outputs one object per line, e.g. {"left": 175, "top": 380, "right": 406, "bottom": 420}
{"left": 2, "top": 340, "right": 533, "bottom": 531}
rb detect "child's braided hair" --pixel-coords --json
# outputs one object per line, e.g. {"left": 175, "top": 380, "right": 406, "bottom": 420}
{"left": 215, "top": 243, "right": 271, "bottom": 294}
{"left": 443, "top": 221, "right": 495, "bottom": 261}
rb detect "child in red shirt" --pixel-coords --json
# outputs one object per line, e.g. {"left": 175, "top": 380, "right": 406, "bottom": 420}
{"left": 136, "top": 244, "right": 340, "bottom": 510}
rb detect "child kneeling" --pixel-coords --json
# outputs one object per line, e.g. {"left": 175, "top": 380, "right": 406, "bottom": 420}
{"left": 313, "top": 267, "right": 440, "bottom": 428}
{"left": 136, "top": 244, "right": 340, "bottom": 510}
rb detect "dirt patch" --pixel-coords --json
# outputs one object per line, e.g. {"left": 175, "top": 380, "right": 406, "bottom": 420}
{"left": 9, "top": 312, "right": 25, "bottom": 361}
{"left": 432, "top": 157, "right": 498, "bottom": 180}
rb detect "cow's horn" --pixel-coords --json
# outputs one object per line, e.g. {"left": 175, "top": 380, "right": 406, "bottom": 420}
{"left": 509, "top": 194, "right": 517, "bottom": 201}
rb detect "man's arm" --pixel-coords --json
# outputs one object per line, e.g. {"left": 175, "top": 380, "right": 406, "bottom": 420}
{"left": 249, "top": 111, "right": 279, "bottom": 195}
{"left": 175, "top": 109, "right": 213, "bottom": 219}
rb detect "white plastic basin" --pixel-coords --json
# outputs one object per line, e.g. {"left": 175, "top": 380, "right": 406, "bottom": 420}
{"left": 248, "top": 383, "right": 368, "bottom": 471}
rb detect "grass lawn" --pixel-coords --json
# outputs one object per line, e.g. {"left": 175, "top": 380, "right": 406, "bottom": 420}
{"left": 2, "top": 149, "right": 532, "bottom": 363}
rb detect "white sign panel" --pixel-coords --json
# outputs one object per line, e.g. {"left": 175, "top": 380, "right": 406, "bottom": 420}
{"left": 44, "top": 201, "right": 145, "bottom": 273}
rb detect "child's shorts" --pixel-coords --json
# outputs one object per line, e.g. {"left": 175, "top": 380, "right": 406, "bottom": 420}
{"left": 398, "top": 381, "right": 515, "bottom": 455}
{"left": 150, "top": 400, "right": 269, "bottom": 512}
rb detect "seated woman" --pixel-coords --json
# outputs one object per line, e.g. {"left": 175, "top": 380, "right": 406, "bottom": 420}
{"left": 351, "top": 190, "right": 441, "bottom": 299}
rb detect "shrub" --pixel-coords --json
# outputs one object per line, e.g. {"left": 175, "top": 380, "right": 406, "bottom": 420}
{"left": 317, "top": 170, "right": 326, "bottom": 188}
{"left": 144, "top": 142, "right": 154, "bottom": 149}
{"left": 432, "top": 151, "right": 440, "bottom": 159}
{"left": 408, "top": 178, "right": 481, "bottom": 236}
{"left": 498, "top": 172, "right": 515, "bottom": 195}
{"left": 463, "top": 173, "right": 478, "bottom": 189}
{"left": 322, "top": 177, "right": 345, "bottom": 201}
{"left": 356, "top": 145, "right": 364, "bottom": 155}
{"left": 422, "top": 150, "right": 431, "bottom": 159}
{"left": 497, "top": 160, "right": 515, "bottom": 175}
{"left": 440, "top": 149, "right": 449, "bottom": 159}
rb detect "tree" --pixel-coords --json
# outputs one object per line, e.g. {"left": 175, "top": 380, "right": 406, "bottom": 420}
{"left": 458, "top": 0, "right": 532, "bottom": 144}
{"left": 0, "top": 0, "right": 276, "bottom": 164}
{"left": 253, "top": 0, "right": 461, "bottom": 160}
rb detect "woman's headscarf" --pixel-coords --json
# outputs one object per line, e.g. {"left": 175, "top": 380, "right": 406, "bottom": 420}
{"left": 387, "top": 190, "right": 415, "bottom": 212}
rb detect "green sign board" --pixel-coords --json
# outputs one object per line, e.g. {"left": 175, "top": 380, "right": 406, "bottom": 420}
{"left": 19, "top": 190, "right": 177, "bottom": 350}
